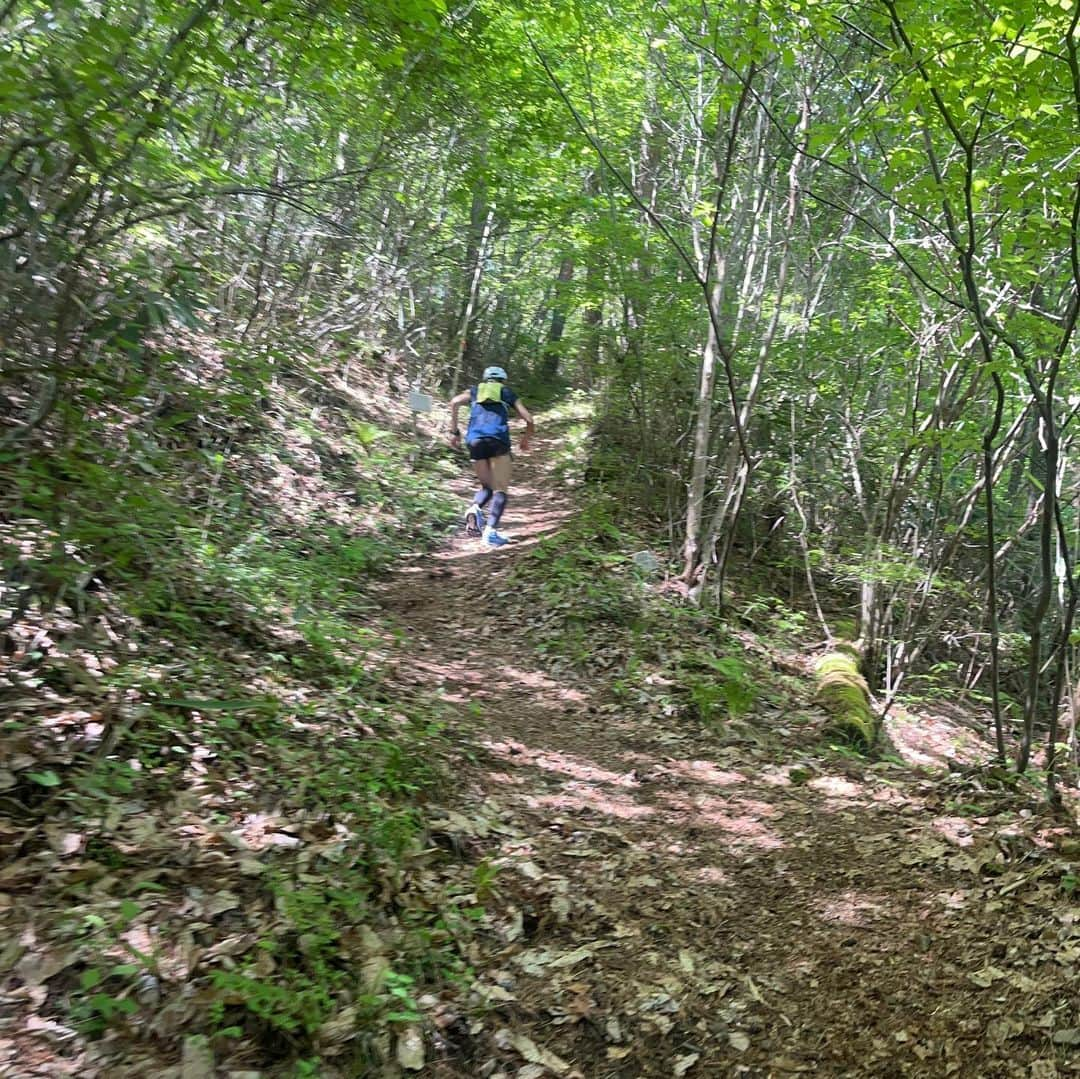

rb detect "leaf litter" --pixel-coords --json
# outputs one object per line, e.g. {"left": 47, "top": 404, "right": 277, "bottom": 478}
{"left": 5, "top": 427, "right": 1080, "bottom": 1077}
{"left": 369, "top": 444, "right": 1080, "bottom": 1078}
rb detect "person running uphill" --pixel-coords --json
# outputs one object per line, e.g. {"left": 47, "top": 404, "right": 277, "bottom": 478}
{"left": 448, "top": 366, "right": 534, "bottom": 547}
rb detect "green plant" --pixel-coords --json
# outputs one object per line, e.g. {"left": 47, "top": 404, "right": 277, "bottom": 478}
{"left": 66, "top": 900, "right": 156, "bottom": 1035}
{"left": 70, "top": 966, "right": 141, "bottom": 1035}
{"left": 211, "top": 969, "right": 336, "bottom": 1036}
{"left": 682, "top": 653, "right": 757, "bottom": 726}
{"left": 472, "top": 859, "right": 500, "bottom": 902}
{"left": 382, "top": 971, "right": 422, "bottom": 1023}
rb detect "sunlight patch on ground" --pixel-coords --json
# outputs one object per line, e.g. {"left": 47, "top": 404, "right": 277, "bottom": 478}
{"left": 657, "top": 760, "right": 747, "bottom": 787}
{"left": 656, "top": 791, "right": 787, "bottom": 850}
{"left": 415, "top": 658, "right": 585, "bottom": 705}
{"left": 693, "top": 865, "right": 730, "bottom": 885}
{"left": 760, "top": 766, "right": 794, "bottom": 787}
{"left": 931, "top": 816, "right": 975, "bottom": 846}
{"left": 807, "top": 775, "right": 865, "bottom": 801}
{"left": 496, "top": 666, "right": 587, "bottom": 701}
{"left": 885, "top": 706, "right": 989, "bottom": 768}
{"left": 529, "top": 789, "right": 656, "bottom": 821}
{"left": 486, "top": 770, "right": 527, "bottom": 786}
{"left": 484, "top": 740, "right": 640, "bottom": 786}
{"left": 815, "top": 890, "right": 887, "bottom": 928}
{"left": 867, "top": 785, "right": 912, "bottom": 808}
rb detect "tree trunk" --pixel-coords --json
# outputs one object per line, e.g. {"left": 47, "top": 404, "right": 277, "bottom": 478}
{"left": 449, "top": 203, "right": 495, "bottom": 397}
{"left": 540, "top": 256, "right": 574, "bottom": 380}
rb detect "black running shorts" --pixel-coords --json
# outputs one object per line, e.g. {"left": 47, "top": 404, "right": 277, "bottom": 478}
{"left": 468, "top": 437, "right": 511, "bottom": 461}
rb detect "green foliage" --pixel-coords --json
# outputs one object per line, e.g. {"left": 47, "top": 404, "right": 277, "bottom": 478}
{"left": 65, "top": 901, "right": 153, "bottom": 1036}
{"left": 545, "top": 394, "right": 597, "bottom": 488}
{"left": 6, "top": 0, "right": 1080, "bottom": 1065}
{"left": 510, "top": 496, "right": 642, "bottom": 664}
{"left": 680, "top": 652, "right": 757, "bottom": 727}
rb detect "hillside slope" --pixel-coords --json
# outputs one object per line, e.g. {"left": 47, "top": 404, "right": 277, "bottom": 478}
{"left": 4, "top": 405, "right": 1080, "bottom": 1078}
{"left": 375, "top": 425, "right": 1080, "bottom": 1079}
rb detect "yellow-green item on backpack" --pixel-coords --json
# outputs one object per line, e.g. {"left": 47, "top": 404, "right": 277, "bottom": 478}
{"left": 476, "top": 380, "right": 504, "bottom": 405}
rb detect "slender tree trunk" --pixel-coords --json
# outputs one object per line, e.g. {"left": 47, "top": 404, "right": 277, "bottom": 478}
{"left": 1017, "top": 384, "right": 1060, "bottom": 773}
{"left": 540, "top": 256, "right": 574, "bottom": 379}
{"left": 449, "top": 204, "right": 495, "bottom": 396}
{"left": 682, "top": 278, "right": 723, "bottom": 582}
{"left": 984, "top": 373, "right": 1007, "bottom": 762}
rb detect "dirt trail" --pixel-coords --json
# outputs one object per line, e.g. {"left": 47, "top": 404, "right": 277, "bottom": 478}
{"left": 376, "top": 434, "right": 1078, "bottom": 1079}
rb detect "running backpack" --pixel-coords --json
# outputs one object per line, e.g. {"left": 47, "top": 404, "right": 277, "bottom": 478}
{"left": 466, "top": 381, "right": 510, "bottom": 443}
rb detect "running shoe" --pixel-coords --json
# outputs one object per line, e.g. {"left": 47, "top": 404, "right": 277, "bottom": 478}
{"left": 464, "top": 506, "right": 485, "bottom": 537}
{"left": 482, "top": 525, "right": 509, "bottom": 547}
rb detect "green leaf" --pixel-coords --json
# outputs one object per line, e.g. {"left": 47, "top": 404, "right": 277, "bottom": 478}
{"left": 385, "top": 1010, "right": 423, "bottom": 1023}
{"left": 90, "top": 994, "right": 117, "bottom": 1018}
{"left": 27, "top": 770, "right": 61, "bottom": 787}
{"left": 157, "top": 698, "right": 260, "bottom": 711}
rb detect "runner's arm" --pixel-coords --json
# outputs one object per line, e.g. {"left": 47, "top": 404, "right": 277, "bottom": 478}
{"left": 514, "top": 400, "right": 535, "bottom": 452}
{"left": 447, "top": 391, "right": 470, "bottom": 446}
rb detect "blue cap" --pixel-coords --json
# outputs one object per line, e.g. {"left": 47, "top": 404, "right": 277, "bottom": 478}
{"left": 483, "top": 365, "right": 508, "bottom": 381}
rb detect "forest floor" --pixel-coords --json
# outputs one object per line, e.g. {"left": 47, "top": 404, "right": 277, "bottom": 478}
{"left": 5, "top": 407, "right": 1080, "bottom": 1079}
{"left": 375, "top": 425, "right": 1080, "bottom": 1079}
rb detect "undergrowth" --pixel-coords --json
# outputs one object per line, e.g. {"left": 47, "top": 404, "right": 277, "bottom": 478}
{"left": 0, "top": 341, "right": 477, "bottom": 1071}
{"left": 506, "top": 493, "right": 765, "bottom": 734}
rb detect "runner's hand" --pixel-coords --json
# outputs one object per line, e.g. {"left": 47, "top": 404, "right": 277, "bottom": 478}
{"left": 449, "top": 433, "right": 461, "bottom": 449}
{"left": 520, "top": 434, "right": 531, "bottom": 452}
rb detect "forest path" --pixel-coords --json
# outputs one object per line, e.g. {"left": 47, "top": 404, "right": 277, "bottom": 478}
{"left": 375, "top": 429, "right": 1074, "bottom": 1079}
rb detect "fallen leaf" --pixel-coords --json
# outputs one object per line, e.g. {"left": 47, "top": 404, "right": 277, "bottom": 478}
{"left": 503, "top": 907, "right": 524, "bottom": 942}
{"left": 24, "top": 1015, "right": 77, "bottom": 1042}
{"left": 16, "top": 949, "right": 78, "bottom": 988}
{"left": 550, "top": 946, "right": 593, "bottom": 969}
{"left": 729, "top": 1031, "right": 750, "bottom": 1052}
{"left": 44, "top": 825, "right": 84, "bottom": 856}
{"left": 0, "top": 858, "right": 48, "bottom": 887}
{"left": 181, "top": 1035, "right": 214, "bottom": 1079}
{"left": 968, "top": 966, "right": 1004, "bottom": 988}
{"left": 508, "top": 1032, "right": 571, "bottom": 1075}
{"left": 986, "top": 1018, "right": 1025, "bottom": 1043}
{"left": 362, "top": 954, "right": 390, "bottom": 992}
{"left": 317, "top": 1006, "right": 358, "bottom": 1053}
{"left": 674, "top": 1052, "right": 701, "bottom": 1075}
{"left": 202, "top": 890, "right": 241, "bottom": 917}
{"left": 397, "top": 1025, "right": 425, "bottom": 1070}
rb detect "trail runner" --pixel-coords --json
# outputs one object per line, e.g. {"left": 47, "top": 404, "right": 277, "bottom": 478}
{"left": 447, "top": 366, "right": 534, "bottom": 547}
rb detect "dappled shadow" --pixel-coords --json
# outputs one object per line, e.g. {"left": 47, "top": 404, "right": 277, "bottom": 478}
{"left": 885, "top": 702, "right": 990, "bottom": 768}
{"left": 371, "top": 422, "right": 1080, "bottom": 1079}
